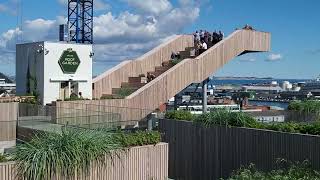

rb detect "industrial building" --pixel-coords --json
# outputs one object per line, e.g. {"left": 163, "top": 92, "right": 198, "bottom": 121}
{"left": 16, "top": 42, "right": 93, "bottom": 104}
{"left": 15, "top": 0, "right": 94, "bottom": 105}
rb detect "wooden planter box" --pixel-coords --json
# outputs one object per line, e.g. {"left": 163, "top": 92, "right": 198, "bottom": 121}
{"left": 0, "top": 143, "right": 168, "bottom": 180}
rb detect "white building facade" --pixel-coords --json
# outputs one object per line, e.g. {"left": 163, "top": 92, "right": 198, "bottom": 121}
{"left": 16, "top": 42, "right": 93, "bottom": 104}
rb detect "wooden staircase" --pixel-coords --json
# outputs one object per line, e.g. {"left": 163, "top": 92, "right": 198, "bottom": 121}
{"left": 103, "top": 46, "right": 196, "bottom": 99}
{"left": 59, "top": 30, "right": 271, "bottom": 122}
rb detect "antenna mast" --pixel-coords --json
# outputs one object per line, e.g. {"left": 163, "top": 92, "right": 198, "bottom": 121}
{"left": 68, "top": 0, "right": 94, "bottom": 44}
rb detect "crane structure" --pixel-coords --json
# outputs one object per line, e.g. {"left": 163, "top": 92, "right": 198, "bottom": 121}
{"left": 68, "top": 0, "right": 93, "bottom": 44}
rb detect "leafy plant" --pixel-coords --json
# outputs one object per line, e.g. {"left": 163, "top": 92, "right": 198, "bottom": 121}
{"left": 288, "top": 100, "right": 320, "bottom": 115}
{"left": 117, "top": 88, "right": 136, "bottom": 97}
{"left": 170, "top": 59, "right": 182, "bottom": 66}
{"left": 165, "top": 110, "right": 194, "bottom": 121}
{"left": 194, "top": 110, "right": 259, "bottom": 128}
{"left": 0, "top": 154, "right": 8, "bottom": 163}
{"left": 12, "top": 128, "right": 161, "bottom": 180}
{"left": 226, "top": 161, "right": 320, "bottom": 180}
{"left": 64, "top": 96, "right": 87, "bottom": 101}
{"left": 100, "top": 94, "right": 124, "bottom": 99}
{"left": 166, "top": 110, "right": 320, "bottom": 136}
{"left": 13, "top": 128, "right": 121, "bottom": 180}
{"left": 114, "top": 131, "right": 161, "bottom": 147}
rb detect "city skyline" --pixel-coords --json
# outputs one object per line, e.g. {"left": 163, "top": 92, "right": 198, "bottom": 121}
{"left": 0, "top": 0, "right": 319, "bottom": 79}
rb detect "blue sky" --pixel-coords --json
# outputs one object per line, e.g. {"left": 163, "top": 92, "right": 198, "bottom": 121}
{"left": 0, "top": 0, "right": 319, "bottom": 79}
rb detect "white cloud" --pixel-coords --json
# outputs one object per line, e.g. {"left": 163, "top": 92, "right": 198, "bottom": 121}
{"left": 0, "top": 4, "right": 7, "bottom": 12}
{"left": 57, "top": 0, "right": 110, "bottom": 11}
{"left": 0, "top": 1, "right": 200, "bottom": 75}
{"left": 124, "top": 0, "right": 172, "bottom": 15}
{"left": 239, "top": 57, "right": 256, "bottom": 62}
{"left": 266, "top": 53, "right": 282, "bottom": 61}
{"left": 0, "top": 1, "right": 18, "bottom": 16}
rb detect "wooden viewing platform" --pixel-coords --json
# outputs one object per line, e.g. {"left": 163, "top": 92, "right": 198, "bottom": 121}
{"left": 56, "top": 30, "right": 271, "bottom": 122}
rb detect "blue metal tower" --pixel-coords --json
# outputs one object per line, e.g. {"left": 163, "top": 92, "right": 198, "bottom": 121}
{"left": 68, "top": 0, "right": 93, "bottom": 44}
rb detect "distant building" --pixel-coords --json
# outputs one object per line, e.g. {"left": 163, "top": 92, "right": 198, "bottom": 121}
{"left": 247, "top": 111, "right": 285, "bottom": 123}
{"left": 178, "top": 104, "right": 241, "bottom": 114}
{"left": 280, "top": 91, "right": 312, "bottom": 100}
{"left": 0, "top": 78, "right": 16, "bottom": 97}
{"left": 242, "top": 85, "right": 283, "bottom": 93}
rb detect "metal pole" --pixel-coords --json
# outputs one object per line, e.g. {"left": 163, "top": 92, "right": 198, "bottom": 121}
{"left": 68, "top": 81, "right": 71, "bottom": 98}
{"left": 76, "top": 0, "right": 80, "bottom": 43}
{"left": 174, "top": 94, "right": 178, "bottom": 110}
{"left": 202, "top": 78, "right": 208, "bottom": 114}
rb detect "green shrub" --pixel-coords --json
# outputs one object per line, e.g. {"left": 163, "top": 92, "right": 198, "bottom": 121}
{"left": 170, "top": 59, "right": 182, "bottom": 66}
{"left": 12, "top": 127, "right": 161, "bottom": 180}
{"left": 226, "top": 161, "right": 320, "bottom": 180}
{"left": 117, "top": 88, "right": 136, "bottom": 97}
{"left": 0, "top": 154, "right": 8, "bottom": 163}
{"left": 165, "top": 110, "right": 194, "bottom": 121}
{"left": 101, "top": 95, "right": 116, "bottom": 99}
{"left": 64, "top": 96, "right": 87, "bottom": 101}
{"left": 194, "top": 110, "right": 258, "bottom": 128}
{"left": 166, "top": 110, "right": 320, "bottom": 136}
{"left": 288, "top": 100, "right": 320, "bottom": 115}
{"left": 114, "top": 131, "right": 161, "bottom": 147}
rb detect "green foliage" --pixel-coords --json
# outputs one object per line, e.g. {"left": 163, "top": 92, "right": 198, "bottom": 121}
{"left": 263, "top": 121, "right": 320, "bottom": 135}
{"left": 170, "top": 59, "right": 182, "bottom": 66}
{"left": 64, "top": 96, "right": 86, "bottom": 101}
{"left": 288, "top": 100, "right": 320, "bottom": 114}
{"left": 13, "top": 128, "right": 122, "bottom": 180}
{"left": 100, "top": 94, "right": 115, "bottom": 99}
{"left": 117, "top": 88, "right": 136, "bottom": 97}
{"left": 21, "top": 97, "right": 38, "bottom": 104}
{"left": 194, "top": 110, "right": 259, "bottom": 128}
{"left": 165, "top": 110, "right": 194, "bottom": 121}
{"left": 0, "top": 154, "right": 8, "bottom": 163}
{"left": 114, "top": 131, "right": 161, "bottom": 147}
{"left": 100, "top": 94, "right": 124, "bottom": 99}
{"left": 12, "top": 127, "right": 161, "bottom": 180}
{"left": 166, "top": 110, "right": 320, "bottom": 136}
{"left": 226, "top": 161, "right": 320, "bottom": 180}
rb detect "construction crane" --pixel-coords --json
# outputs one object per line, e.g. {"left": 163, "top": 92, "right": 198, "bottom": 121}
{"left": 68, "top": 0, "right": 93, "bottom": 44}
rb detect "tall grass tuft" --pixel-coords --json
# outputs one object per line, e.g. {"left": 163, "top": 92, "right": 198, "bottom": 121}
{"left": 194, "top": 110, "right": 258, "bottom": 128}
{"left": 13, "top": 127, "right": 122, "bottom": 180}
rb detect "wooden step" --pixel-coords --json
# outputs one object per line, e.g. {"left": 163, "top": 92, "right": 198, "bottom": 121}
{"left": 121, "top": 82, "right": 147, "bottom": 88}
{"left": 162, "top": 61, "right": 171, "bottom": 67}
{"left": 179, "top": 50, "right": 191, "bottom": 59}
{"left": 148, "top": 71, "right": 164, "bottom": 77}
{"left": 155, "top": 66, "right": 171, "bottom": 72}
{"left": 185, "top": 47, "right": 195, "bottom": 51}
{"left": 128, "top": 77, "right": 147, "bottom": 83}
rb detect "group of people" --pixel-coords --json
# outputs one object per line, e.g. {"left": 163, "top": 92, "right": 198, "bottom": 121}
{"left": 193, "top": 30, "right": 224, "bottom": 55}
{"left": 243, "top": 24, "right": 254, "bottom": 30}
{"left": 70, "top": 91, "right": 83, "bottom": 99}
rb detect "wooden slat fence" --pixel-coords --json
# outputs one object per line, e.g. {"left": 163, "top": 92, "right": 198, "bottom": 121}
{"left": 159, "top": 119, "right": 320, "bottom": 180}
{"left": 0, "top": 103, "right": 18, "bottom": 142}
{"left": 0, "top": 143, "right": 168, "bottom": 180}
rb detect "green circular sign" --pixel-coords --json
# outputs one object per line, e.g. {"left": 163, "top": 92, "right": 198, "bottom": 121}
{"left": 58, "top": 48, "right": 81, "bottom": 74}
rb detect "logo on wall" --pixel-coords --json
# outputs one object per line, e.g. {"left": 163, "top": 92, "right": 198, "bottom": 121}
{"left": 58, "top": 48, "right": 81, "bottom": 74}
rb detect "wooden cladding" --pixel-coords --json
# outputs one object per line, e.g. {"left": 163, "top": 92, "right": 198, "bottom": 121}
{"left": 0, "top": 143, "right": 168, "bottom": 180}
{"left": 0, "top": 103, "right": 18, "bottom": 141}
